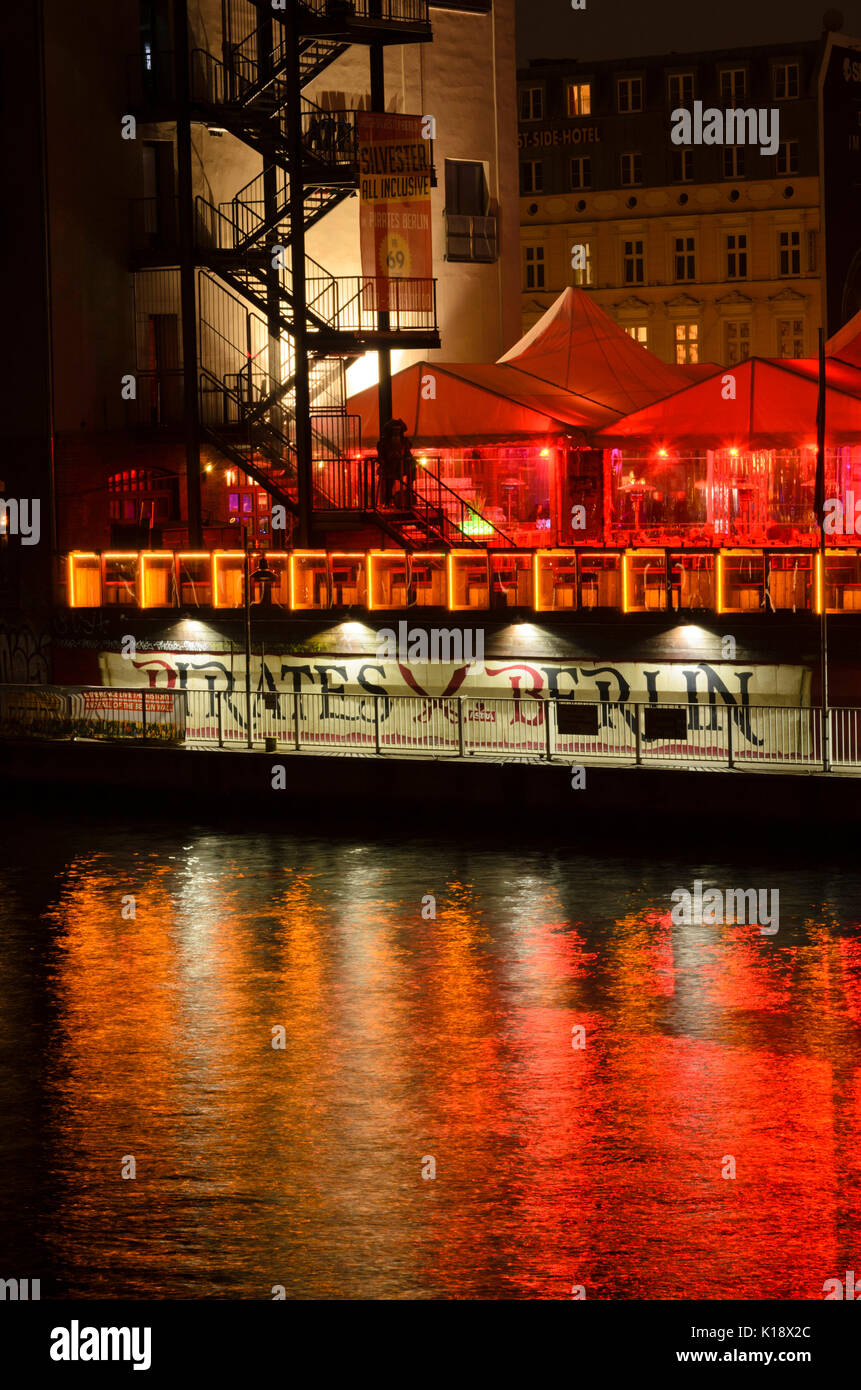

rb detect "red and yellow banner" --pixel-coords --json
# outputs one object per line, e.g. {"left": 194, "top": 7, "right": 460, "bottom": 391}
{"left": 357, "top": 112, "right": 433, "bottom": 313}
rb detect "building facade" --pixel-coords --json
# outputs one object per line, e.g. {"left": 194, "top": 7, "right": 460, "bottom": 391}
{"left": 518, "top": 31, "right": 861, "bottom": 369}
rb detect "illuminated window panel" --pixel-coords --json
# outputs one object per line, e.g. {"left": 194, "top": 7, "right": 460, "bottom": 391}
{"left": 102, "top": 553, "right": 139, "bottom": 607}
{"left": 68, "top": 552, "right": 101, "bottom": 607}
{"left": 290, "top": 552, "right": 329, "bottom": 609}
{"left": 623, "top": 550, "right": 667, "bottom": 612}
{"left": 490, "top": 552, "right": 533, "bottom": 608}
{"left": 367, "top": 552, "right": 409, "bottom": 610}
{"left": 448, "top": 551, "right": 490, "bottom": 611}
{"left": 669, "top": 552, "right": 715, "bottom": 610}
{"left": 329, "top": 553, "right": 367, "bottom": 608}
{"left": 410, "top": 553, "right": 446, "bottom": 607}
{"left": 578, "top": 553, "right": 621, "bottom": 609}
{"left": 261, "top": 553, "right": 290, "bottom": 607}
{"left": 767, "top": 551, "right": 814, "bottom": 612}
{"left": 140, "top": 552, "right": 175, "bottom": 608}
{"left": 176, "top": 554, "right": 212, "bottom": 608}
{"left": 718, "top": 550, "right": 764, "bottom": 613}
{"left": 213, "top": 551, "right": 245, "bottom": 608}
{"left": 533, "top": 550, "right": 578, "bottom": 611}
{"left": 824, "top": 550, "right": 861, "bottom": 612}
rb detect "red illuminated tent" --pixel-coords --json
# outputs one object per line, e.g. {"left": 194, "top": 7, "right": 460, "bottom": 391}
{"left": 826, "top": 309, "right": 861, "bottom": 370}
{"left": 348, "top": 359, "right": 619, "bottom": 447}
{"left": 595, "top": 357, "right": 861, "bottom": 447}
{"left": 498, "top": 287, "right": 695, "bottom": 413}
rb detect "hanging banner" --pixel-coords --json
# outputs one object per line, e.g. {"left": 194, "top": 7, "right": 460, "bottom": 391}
{"left": 357, "top": 111, "right": 433, "bottom": 314}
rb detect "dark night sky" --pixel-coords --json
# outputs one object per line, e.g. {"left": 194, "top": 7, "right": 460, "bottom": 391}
{"left": 515, "top": 0, "right": 861, "bottom": 65}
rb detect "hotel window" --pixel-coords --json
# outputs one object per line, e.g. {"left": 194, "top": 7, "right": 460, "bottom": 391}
{"left": 724, "top": 320, "right": 751, "bottom": 366}
{"left": 620, "top": 152, "right": 643, "bottom": 186}
{"left": 722, "top": 145, "right": 745, "bottom": 179}
{"left": 773, "top": 62, "right": 800, "bottom": 99}
{"left": 625, "top": 324, "right": 648, "bottom": 346}
{"left": 777, "top": 318, "right": 805, "bottom": 356}
{"left": 623, "top": 238, "right": 645, "bottom": 285}
{"left": 571, "top": 241, "right": 593, "bottom": 287}
{"left": 779, "top": 229, "right": 801, "bottom": 276}
{"left": 524, "top": 245, "right": 545, "bottom": 289}
{"left": 570, "top": 156, "right": 592, "bottom": 190}
{"left": 674, "top": 235, "right": 696, "bottom": 281}
{"left": 720, "top": 69, "right": 746, "bottom": 103}
{"left": 672, "top": 149, "right": 693, "bottom": 182}
{"left": 776, "top": 140, "right": 799, "bottom": 174}
{"left": 726, "top": 232, "right": 748, "bottom": 279}
{"left": 520, "top": 87, "right": 543, "bottom": 121}
{"left": 668, "top": 73, "right": 694, "bottom": 107}
{"left": 675, "top": 322, "right": 699, "bottom": 365}
{"left": 520, "top": 160, "right": 543, "bottom": 195}
{"left": 566, "top": 82, "right": 591, "bottom": 116}
{"left": 617, "top": 77, "right": 643, "bottom": 113}
{"left": 808, "top": 230, "right": 817, "bottom": 272}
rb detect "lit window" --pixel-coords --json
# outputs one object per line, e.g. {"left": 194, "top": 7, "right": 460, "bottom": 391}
{"left": 675, "top": 322, "right": 699, "bottom": 365}
{"left": 566, "top": 83, "right": 591, "bottom": 116}
{"left": 625, "top": 324, "right": 648, "bottom": 346}
{"left": 571, "top": 241, "right": 593, "bottom": 287}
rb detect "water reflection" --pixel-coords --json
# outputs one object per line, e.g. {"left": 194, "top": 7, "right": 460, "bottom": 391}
{"left": 0, "top": 815, "right": 860, "bottom": 1299}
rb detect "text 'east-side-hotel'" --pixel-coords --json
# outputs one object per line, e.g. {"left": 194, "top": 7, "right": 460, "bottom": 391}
{"left": 517, "top": 28, "right": 861, "bottom": 369}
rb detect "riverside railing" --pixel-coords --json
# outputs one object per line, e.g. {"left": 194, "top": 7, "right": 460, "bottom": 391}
{"left": 1, "top": 682, "right": 857, "bottom": 773}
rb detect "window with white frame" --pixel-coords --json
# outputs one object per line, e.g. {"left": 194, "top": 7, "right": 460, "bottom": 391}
{"left": 724, "top": 320, "right": 751, "bottom": 366}
{"left": 674, "top": 235, "right": 696, "bottom": 281}
{"left": 620, "top": 152, "right": 643, "bottom": 186}
{"left": 773, "top": 62, "right": 800, "bottom": 99}
{"left": 520, "top": 160, "right": 543, "bottom": 195}
{"left": 570, "top": 156, "right": 592, "bottom": 190}
{"left": 726, "top": 232, "right": 748, "bottom": 279}
{"left": 720, "top": 68, "right": 746, "bottom": 103}
{"left": 777, "top": 318, "right": 805, "bottom": 357}
{"left": 524, "top": 245, "right": 545, "bottom": 289}
{"left": 519, "top": 87, "right": 543, "bottom": 121}
{"left": 623, "top": 238, "right": 645, "bottom": 284}
{"left": 566, "top": 82, "right": 591, "bottom": 116}
{"left": 571, "top": 241, "right": 593, "bottom": 286}
{"left": 675, "top": 322, "right": 699, "bottom": 365}
{"left": 617, "top": 77, "right": 643, "bottom": 112}
{"left": 779, "top": 229, "right": 801, "bottom": 276}
{"left": 776, "top": 140, "right": 799, "bottom": 175}
{"left": 722, "top": 145, "right": 745, "bottom": 179}
{"left": 625, "top": 324, "right": 648, "bottom": 346}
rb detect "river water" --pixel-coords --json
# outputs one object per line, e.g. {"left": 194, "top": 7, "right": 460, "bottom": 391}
{"left": 0, "top": 811, "right": 859, "bottom": 1300}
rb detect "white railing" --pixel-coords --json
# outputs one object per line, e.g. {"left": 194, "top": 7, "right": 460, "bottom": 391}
{"left": 1, "top": 682, "right": 858, "bottom": 774}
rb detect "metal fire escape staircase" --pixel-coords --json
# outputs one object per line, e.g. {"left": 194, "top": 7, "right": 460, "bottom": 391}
{"left": 133, "top": 0, "right": 511, "bottom": 547}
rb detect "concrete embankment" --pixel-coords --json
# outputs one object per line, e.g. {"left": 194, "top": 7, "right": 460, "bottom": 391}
{"left": 1, "top": 737, "right": 857, "bottom": 841}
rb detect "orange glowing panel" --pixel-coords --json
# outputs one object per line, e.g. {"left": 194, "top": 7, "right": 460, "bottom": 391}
{"left": 139, "top": 552, "right": 175, "bottom": 609}
{"left": 212, "top": 551, "right": 245, "bottom": 608}
{"left": 716, "top": 551, "right": 724, "bottom": 615}
{"left": 68, "top": 552, "right": 100, "bottom": 608}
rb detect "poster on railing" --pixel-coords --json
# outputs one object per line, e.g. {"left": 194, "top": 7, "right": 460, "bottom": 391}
{"left": 357, "top": 112, "right": 433, "bottom": 314}
{"left": 70, "top": 690, "right": 185, "bottom": 743}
